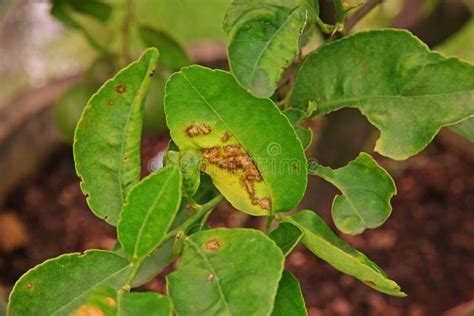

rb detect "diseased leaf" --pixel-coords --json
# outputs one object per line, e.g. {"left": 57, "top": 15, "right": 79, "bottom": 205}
{"left": 271, "top": 271, "right": 307, "bottom": 316}
{"left": 139, "top": 26, "right": 191, "bottom": 69}
{"left": 117, "top": 164, "right": 182, "bottom": 261}
{"left": 291, "top": 29, "right": 474, "bottom": 160}
{"left": 269, "top": 222, "right": 303, "bottom": 255}
{"left": 448, "top": 117, "right": 474, "bottom": 142}
{"left": 282, "top": 210, "right": 406, "bottom": 297}
{"left": 309, "top": 153, "right": 396, "bottom": 235}
{"left": 167, "top": 228, "right": 284, "bottom": 316}
{"left": 225, "top": 0, "right": 315, "bottom": 97}
{"left": 119, "top": 292, "right": 173, "bottom": 316}
{"left": 8, "top": 250, "right": 131, "bottom": 316}
{"left": 74, "top": 48, "right": 159, "bottom": 225}
{"left": 165, "top": 66, "right": 307, "bottom": 216}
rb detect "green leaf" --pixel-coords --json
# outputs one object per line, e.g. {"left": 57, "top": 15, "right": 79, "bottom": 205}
{"left": 179, "top": 149, "right": 203, "bottom": 197}
{"left": 283, "top": 108, "right": 313, "bottom": 149}
{"left": 448, "top": 117, "right": 474, "bottom": 142}
{"left": 7, "top": 250, "right": 131, "bottom": 315}
{"left": 75, "top": 286, "right": 117, "bottom": 316}
{"left": 225, "top": 0, "right": 314, "bottom": 98}
{"left": 117, "top": 164, "right": 182, "bottom": 261}
{"left": 291, "top": 29, "right": 474, "bottom": 160}
{"left": 167, "top": 228, "right": 284, "bottom": 316}
{"left": 139, "top": 26, "right": 191, "bottom": 69}
{"left": 69, "top": 0, "right": 112, "bottom": 22}
{"left": 119, "top": 292, "right": 173, "bottom": 316}
{"left": 282, "top": 210, "right": 406, "bottom": 297}
{"left": 310, "top": 153, "right": 396, "bottom": 234}
{"left": 269, "top": 222, "right": 303, "bottom": 255}
{"left": 271, "top": 271, "right": 307, "bottom": 316}
{"left": 164, "top": 66, "right": 308, "bottom": 216}
{"left": 74, "top": 48, "right": 159, "bottom": 225}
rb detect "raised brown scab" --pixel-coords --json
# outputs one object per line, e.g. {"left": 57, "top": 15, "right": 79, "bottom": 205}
{"left": 199, "top": 123, "right": 211, "bottom": 134}
{"left": 26, "top": 282, "right": 33, "bottom": 289}
{"left": 106, "top": 297, "right": 117, "bottom": 308}
{"left": 186, "top": 124, "right": 200, "bottom": 137}
{"left": 207, "top": 273, "right": 215, "bottom": 281}
{"left": 221, "top": 132, "right": 231, "bottom": 143}
{"left": 201, "top": 145, "right": 271, "bottom": 210}
{"left": 75, "top": 305, "right": 105, "bottom": 316}
{"left": 149, "top": 69, "right": 155, "bottom": 77}
{"left": 115, "top": 85, "right": 127, "bottom": 94}
{"left": 365, "top": 280, "right": 376, "bottom": 287}
{"left": 206, "top": 239, "right": 220, "bottom": 250}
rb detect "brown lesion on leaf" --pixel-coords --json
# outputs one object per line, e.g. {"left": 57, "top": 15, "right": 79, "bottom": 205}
{"left": 106, "top": 297, "right": 117, "bottom": 308}
{"left": 207, "top": 273, "right": 215, "bottom": 281}
{"left": 365, "top": 280, "right": 376, "bottom": 287}
{"left": 26, "top": 282, "right": 33, "bottom": 289}
{"left": 221, "top": 132, "right": 231, "bottom": 143}
{"left": 74, "top": 305, "right": 105, "bottom": 316}
{"left": 206, "top": 239, "right": 220, "bottom": 250}
{"left": 115, "top": 85, "right": 127, "bottom": 94}
{"left": 149, "top": 69, "right": 155, "bottom": 77}
{"left": 186, "top": 123, "right": 212, "bottom": 137}
{"left": 201, "top": 145, "right": 271, "bottom": 210}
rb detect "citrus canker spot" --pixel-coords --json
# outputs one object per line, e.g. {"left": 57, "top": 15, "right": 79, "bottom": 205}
{"left": 115, "top": 85, "right": 127, "bottom": 94}
{"left": 206, "top": 239, "right": 220, "bottom": 250}
{"left": 186, "top": 123, "right": 212, "bottom": 137}
{"left": 106, "top": 297, "right": 117, "bottom": 308}
{"left": 26, "top": 282, "right": 33, "bottom": 289}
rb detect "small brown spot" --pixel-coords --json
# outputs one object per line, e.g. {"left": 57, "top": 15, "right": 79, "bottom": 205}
{"left": 26, "top": 282, "right": 32, "bottom": 289}
{"left": 207, "top": 273, "right": 215, "bottom": 281}
{"left": 115, "top": 85, "right": 127, "bottom": 94}
{"left": 198, "top": 123, "right": 211, "bottom": 134}
{"left": 221, "top": 132, "right": 231, "bottom": 143}
{"left": 123, "top": 156, "right": 128, "bottom": 161}
{"left": 186, "top": 124, "right": 200, "bottom": 137}
{"left": 106, "top": 297, "right": 116, "bottom": 308}
{"left": 108, "top": 100, "right": 114, "bottom": 106}
{"left": 186, "top": 203, "right": 195, "bottom": 212}
{"left": 365, "top": 280, "right": 376, "bottom": 286}
{"left": 292, "top": 162, "right": 299, "bottom": 171}
{"left": 149, "top": 70, "right": 155, "bottom": 77}
{"left": 206, "top": 239, "right": 220, "bottom": 250}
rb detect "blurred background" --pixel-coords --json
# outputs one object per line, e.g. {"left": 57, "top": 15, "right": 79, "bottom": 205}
{"left": 0, "top": 0, "right": 473, "bottom": 315}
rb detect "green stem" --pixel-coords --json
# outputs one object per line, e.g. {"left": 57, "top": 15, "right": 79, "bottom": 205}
{"left": 118, "top": 0, "right": 133, "bottom": 67}
{"left": 265, "top": 216, "right": 274, "bottom": 234}
{"left": 119, "top": 194, "right": 224, "bottom": 292}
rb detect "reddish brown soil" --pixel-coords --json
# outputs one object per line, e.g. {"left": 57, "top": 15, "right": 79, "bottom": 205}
{"left": 0, "top": 134, "right": 473, "bottom": 315}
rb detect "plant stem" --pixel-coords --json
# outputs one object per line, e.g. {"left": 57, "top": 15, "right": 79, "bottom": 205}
{"left": 118, "top": 194, "right": 224, "bottom": 293}
{"left": 119, "top": 0, "right": 133, "bottom": 68}
{"left": 265, "top": 216, "right": 274, "bottom": 234}
{"left": 344, "top": 0, "right": 383, "bottom": 33}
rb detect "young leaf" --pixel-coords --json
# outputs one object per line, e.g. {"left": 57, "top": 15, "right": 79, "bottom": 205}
{"left": 269, "top": 222, "right": 303, "bottom": 256}
{"left": 8, "top": 250, "right": 131, "bottom": 315}
{"left": 448, "top": 117, "right": 474, "bottom": 142}
{"left": 167, "top": 228, "right": 284, "bottom": 315}
{"left": 309, "top": 153, "right": 396, "bottom": 235}
{"left": 225, "top": 0, "right": 315, "bottom": 98}
{"left": 291, "top": 29, "right": 474, "bottom": 160}
{"left": 120, "top": 292, "right": 173, "bottom": 316}
{"left": 282, "top": 210, "right": 406, "bottom": 297}
{"left": 164, "top": 66, "right": 308, "bottom": 216}
{"left": 117, "top": 164, "right": 182, "bottom": 261}
{"left": 179, "top": 149, "right": 203, "bottom": 197}
{"left": 271, "top": 271, "right": 307, "bottom": 316}
{"left": 139, "top": 26, "right": 191, "bottom": 69}
{"left": 74, "top": 48, "right": 159, "bottom": 225}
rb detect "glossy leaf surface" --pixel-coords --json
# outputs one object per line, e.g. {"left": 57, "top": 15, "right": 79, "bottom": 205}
{"left": 8, "top": 250, "right": 131, "bottom": 315}
{"left": 309, "top": 153, "right": 396, "bottom": 235}
{"left": 269, "top": 222, "right": 303, "bottom": 255}
{"left": 291, "top": 30, "right": 474, "bottom": 160}
{"left": 283, "top": 211, "right": 406, "bottom": 296}
{"left": 117, "top": 164, "right": 182, "bottom": 260}
{"left": 271, "top": 271, "right": 307, "bottom": 316}
{"left": 74, "top": 48, "right": 158, "bottom": 225}
{"left": 225, "top": 0, "right": 314, "bottom": 97}
{"left": 165, "top": 66, "right": 307, "bottom": 215}
{"left": 167, "top": 228, "right": 284, "bottom": 315}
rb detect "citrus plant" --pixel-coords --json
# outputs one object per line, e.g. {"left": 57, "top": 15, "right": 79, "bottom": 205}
{"left": 7, "top": 0, "right": 474, "bottom": 315}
